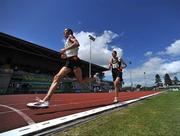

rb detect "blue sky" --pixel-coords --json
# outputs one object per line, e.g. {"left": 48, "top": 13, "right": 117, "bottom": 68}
{"left": 1, "top": 0, "right": 180, "bottom": 86}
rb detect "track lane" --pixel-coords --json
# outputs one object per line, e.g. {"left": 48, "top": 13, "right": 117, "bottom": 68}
{"left": 0, "top": 91, "right": 159, "bottom": 133}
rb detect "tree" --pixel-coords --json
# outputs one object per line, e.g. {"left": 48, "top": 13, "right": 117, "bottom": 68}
{"left": 155, "top": 74, "right": 162, "bottom": 87}
{"left": 174, "top": 76, "right": 179, "bottom": 85}
{"left": 136, "top": 84, "right": 141, "bottom": 89}
{"left": 164, "top": 73, "right": 172, "bottom": 86}
{"left": 136, "top": 84, "right": 141, "bottom": 91}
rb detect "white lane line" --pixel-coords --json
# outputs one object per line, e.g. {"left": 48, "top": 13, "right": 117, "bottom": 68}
{"left": 1, "top": 96, "right": 108, "bottom": 107}
{"left": 0, "top": 97, "right": 112, "bottom": 115}
{"left": 0, "top": 93, "right": 158, "bottom": 115}
{"left": 0, "top": 92, "right": 163, "bottom": 136}
{"left": 1, "top": 95, "right": 109, "bottom": 106}
{"left": 0, "top": 104, "right": 35, "bottom": 125}
{"left": 0, "top": 108, "right": 29, "bottom": 115}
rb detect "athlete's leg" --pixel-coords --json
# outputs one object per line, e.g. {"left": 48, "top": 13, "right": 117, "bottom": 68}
{"left": 42, "top": 67, "right": 71, "bottom": 101}
{"left": 27, "top": 67, "right": 71, "bottom": 108}
{"left": 73, "top": 67, "right": 95, "bottom": 84}
{"left": 114, "top": 77, "right": 121, "bottom": 102}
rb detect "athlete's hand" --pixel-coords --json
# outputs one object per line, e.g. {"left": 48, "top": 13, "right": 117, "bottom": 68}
{"left": 60, "top": 48, "right": 66, "bottom": 54}
{"left": 59, "top": 49, "right": 67, "bottom": 59}
{"left": 60, "top": 53, "right": 67, "bottom": 59}
{"left": 118, "top": 67, "right": 123, "bottom": 71}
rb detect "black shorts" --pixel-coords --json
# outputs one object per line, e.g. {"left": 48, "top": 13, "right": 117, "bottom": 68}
{"left": 112, "top": 69, "right": 123, "bottom": 81}
{"left": 65, "top": 56, "right": 81, "bottom": 70}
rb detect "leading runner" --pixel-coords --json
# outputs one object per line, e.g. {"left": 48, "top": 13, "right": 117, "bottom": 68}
{"left": 27, "top": 28, "right": 100, "bottom": 108}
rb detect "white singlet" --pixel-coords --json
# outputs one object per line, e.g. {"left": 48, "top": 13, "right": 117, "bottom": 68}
{"left": 65, "top": 37, "right": 79, "bottom": 58}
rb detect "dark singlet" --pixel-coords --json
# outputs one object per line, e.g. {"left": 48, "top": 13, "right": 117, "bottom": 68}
{"left": 111, "top": 57, "right": 122, "bottom": 71}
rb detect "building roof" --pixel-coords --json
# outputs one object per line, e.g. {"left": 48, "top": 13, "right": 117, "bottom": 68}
{"left": 0, "top": 32, "right": 108, "bottom": 76}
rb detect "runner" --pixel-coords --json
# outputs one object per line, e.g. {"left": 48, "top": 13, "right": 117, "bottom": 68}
{"left": 27, "top": 28, "right": 100, "bottom": 108}
{"left": 109, "top": 50, "right": 127, "bottom": 103}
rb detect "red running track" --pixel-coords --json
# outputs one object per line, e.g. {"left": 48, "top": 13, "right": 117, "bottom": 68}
{"left": 0, "top": 91, "right": 159, "bottom": 133}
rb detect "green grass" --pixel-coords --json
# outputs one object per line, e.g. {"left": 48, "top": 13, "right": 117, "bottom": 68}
{"left": 55, "top": 91, "right": 180, "bottom": 136}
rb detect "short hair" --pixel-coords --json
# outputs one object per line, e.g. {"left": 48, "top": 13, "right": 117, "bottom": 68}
{"left": 64, "top": 28, "right": 73, "bottom": 35}
{"left": 112, "top": 50, "right": 117, "bottom": 55}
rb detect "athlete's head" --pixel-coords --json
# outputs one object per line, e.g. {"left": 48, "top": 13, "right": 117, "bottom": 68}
{"left": 64, "top": 28, "right": 73, "bottom": 38}
{"left": 112, "top": 50, "right": 117, "bottom": 58}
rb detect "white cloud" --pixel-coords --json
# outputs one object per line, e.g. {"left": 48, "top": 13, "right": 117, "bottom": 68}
{"left": 104, "top": 57, "right": 166, "bottom": 85}
{"left": 144, "top": 51, "right": 153, "bottom": 57}
{"left": 126, "top": 39, "right": 180, "bottom": 86}
{"left": 166, "top": 40, "right": 180, "bottom": 56}
{"left": 73, "top": 32, "right": 180, "bottom": 87}
{"left": 123, "top": 57, "right": 180, "bottom": 86}
{"left": 124, "top": 57, "right": 164, "bottom": 79}
{"left": 156, "top": 39, "right": 180, "bottom": 57}
{"left": 157, "top": 51, "right": 166, "bottom": 56}
{"left": 74, "top": 30, "right": 123, "bottom": 66}
{"left": 160, "top": 61, "right": 180, "bottom": 74}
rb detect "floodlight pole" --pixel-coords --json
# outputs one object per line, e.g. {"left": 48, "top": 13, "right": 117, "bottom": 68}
{"left": 88, "top": 35, "right": 95, "bottom": 78}
{"left": 89, "top": 39, "right": 92, "bottom": 78}
{"left": 129, "top": 61, "right": 133, "bottom": 91}
{"left": 144, "top": 72, "right": 146, "bottom": 90}
{"left": 88, "top": 35, "right": 95, "bottom": 90}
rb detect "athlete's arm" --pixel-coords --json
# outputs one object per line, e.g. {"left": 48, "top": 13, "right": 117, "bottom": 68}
{"left": 120, "top": 58, "right": 127, "bottom": 69}
{"left": 108, "top": 58, "right": 112, "bottom": 69}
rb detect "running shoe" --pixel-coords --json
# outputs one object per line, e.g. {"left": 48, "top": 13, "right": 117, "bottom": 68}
{"left": 27, "top": 98, "right": 49, "bottom": 108}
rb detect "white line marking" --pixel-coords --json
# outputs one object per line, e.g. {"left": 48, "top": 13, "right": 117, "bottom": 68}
{"left": 0, "top": 92, "right": 163, "bottom": 136}
{"left": 0, "top": 97, "right": 112, "bottom": 115}
{"left": 0, "top": 92, "right": 158, "bottom": 114}
{"left": 1, "top": 96, "right": 108, "bottom": 106}
{"left": 0, "top": 104, "right": 35, "bottom": 125}
{"left": 0, "top": 108, "right": 29, "bottom": 115}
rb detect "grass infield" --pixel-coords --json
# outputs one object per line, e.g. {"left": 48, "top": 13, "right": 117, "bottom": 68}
{"left": 55, "top": 91, "right": 180, "bottom": 136}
